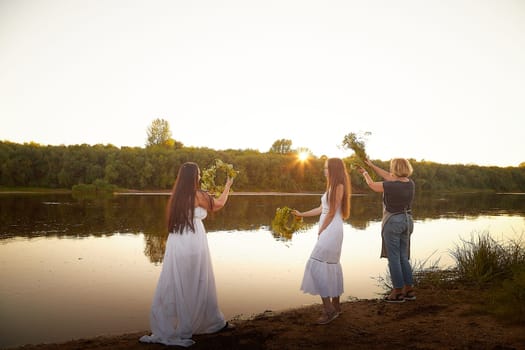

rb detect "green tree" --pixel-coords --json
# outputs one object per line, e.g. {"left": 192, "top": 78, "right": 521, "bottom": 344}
{"left": 270, "top": 139, "right": 292, "bottom": 154}
{"left": 146, "top": 118, "right": 173, "bottom": 147}
{"left": 2, "top": 140, "right": 525, "bottom": 193}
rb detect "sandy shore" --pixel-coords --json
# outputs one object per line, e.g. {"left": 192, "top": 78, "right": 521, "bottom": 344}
{"left": 7, "top": 287, "right": 524, "bottom": 350}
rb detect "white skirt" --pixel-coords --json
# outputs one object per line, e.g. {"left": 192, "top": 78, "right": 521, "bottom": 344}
{"left": 300, "top": 210, "right": 344, "bottom": 298}
{"left": 140, "top": 207, "right": 226, "bottom": 347}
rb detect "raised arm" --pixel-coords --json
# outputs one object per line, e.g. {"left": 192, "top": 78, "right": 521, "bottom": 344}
{"left": 359, "top": 167, "right": 384, "bottom": 193}
{"left": 197, "top": 177, "right": 233, "bottom": 212}
{"left": 211, "top": 177, "right": 233, "bottom": 211}
{"left": 365, "top": 159, "right": 396, "bottom": 181}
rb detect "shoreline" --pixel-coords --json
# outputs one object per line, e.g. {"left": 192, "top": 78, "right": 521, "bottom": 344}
{"left": 114, "top": 191, "right": 325, "bottom": 196}
{"left": 0, "top": 188, "right": 325, "bottom": 196}
{"left": 5, "top": 287, "right": 524, "bottom": 350}
{"left": 2, "top": 187, "right": 522, "bottom": 196}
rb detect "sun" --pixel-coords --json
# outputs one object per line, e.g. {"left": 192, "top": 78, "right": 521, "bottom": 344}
{"left": 297, "top": 151, "right": 309, "bottom": 162}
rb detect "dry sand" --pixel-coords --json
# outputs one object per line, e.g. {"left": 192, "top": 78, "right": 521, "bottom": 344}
{"left": 7, "top": 287, "right": 524, "bottom": 350}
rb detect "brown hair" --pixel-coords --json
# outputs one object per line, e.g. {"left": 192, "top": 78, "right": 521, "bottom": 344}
{"left": 390, "top": 158, "right": 413, "bottom": 177}
{"left": 325, "top": 158, "right": 351, "bottom": 219}
{"left": 166, "top": 162, "right": 212, "bottom": 234}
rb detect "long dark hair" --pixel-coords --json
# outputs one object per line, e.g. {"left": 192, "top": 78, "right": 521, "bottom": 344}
{"left": 166, "top": 162, "right": 212, "bottom": 234}
{"left": 325, "top": 158, "right": 351, "bottom": 219}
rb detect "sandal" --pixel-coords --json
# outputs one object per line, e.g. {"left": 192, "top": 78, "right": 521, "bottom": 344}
{"left": 216, "top": 321, "right": 235, "bottom": 333}
{"left": 403, "top": 290, "right": 416, "bottom": 301}
{"left": 316, "top": 310, "right": 339, "bottom": 325}
{"left": 332, "top": 304, "right": 342, "bottom": 315}
{"left": 383, "top": 293, "right": 405, "bottom": 303}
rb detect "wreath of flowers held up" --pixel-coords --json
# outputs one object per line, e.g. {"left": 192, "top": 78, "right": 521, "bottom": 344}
{"left": 271, "top": 206, "right": 304, "bottom": 239}
{"left": 341, "top": 131, "right": 373, "bottom": 173}
{"left": 201, "top": 159, "right": 239, "bottom": 197}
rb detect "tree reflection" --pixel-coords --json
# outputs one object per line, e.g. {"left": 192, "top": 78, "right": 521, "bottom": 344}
{"left": 270, "top": 221, "right": 316, "bottom": 241}
{"left": 1, "top": 192, "right": 524, "bottom": 264}
{"left": 143, "top": 233, "right": 166, "bottom": 265}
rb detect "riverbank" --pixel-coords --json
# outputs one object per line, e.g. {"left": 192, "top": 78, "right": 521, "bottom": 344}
{"left": 0, "top": 187, "right": 350, "bottom": 196}
{"left": 7, "top": 286, "right": 524, "bottom": 350}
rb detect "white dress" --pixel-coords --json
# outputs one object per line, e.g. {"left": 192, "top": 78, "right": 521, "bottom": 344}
{"left": 300, "top": 192, "right": 344, "bottom": 298}
{"left": 140, "top": 207, "right": 226, "bottom": 347}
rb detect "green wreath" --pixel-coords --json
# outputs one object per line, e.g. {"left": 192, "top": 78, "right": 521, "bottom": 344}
{"left": 201, "top": 159, "right": 239, "bottom": 197}
{"left": 341, "top": 131, "right": 373, "bottom": 173}
{"left": 271, "top": 206, "right": 304, "bottom": 239}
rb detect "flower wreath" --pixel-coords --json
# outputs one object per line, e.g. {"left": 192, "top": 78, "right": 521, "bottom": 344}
{"left": 341, "top": 131, "right": 373, "bottom": 173}
{"left": 271, "top": 206, "right": 304, "bottom": 239}
{"left": 201, "top": 159, "right": 239, "bottom": 197}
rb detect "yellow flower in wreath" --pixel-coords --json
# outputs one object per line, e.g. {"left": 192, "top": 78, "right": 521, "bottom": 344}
{"left": 271, "top": 206, "right": 304, "bottom": 240}
{"left": 201, "top": 159, "right": 239, "bottom": 197}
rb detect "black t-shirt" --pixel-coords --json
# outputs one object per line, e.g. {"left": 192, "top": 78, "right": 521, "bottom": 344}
{"left": 383, "top": 180, "right": 415, "bottom": 214}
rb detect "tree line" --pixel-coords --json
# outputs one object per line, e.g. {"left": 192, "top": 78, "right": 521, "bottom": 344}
{"left": 1, "top": 140, "right": 524, "bottom": 193}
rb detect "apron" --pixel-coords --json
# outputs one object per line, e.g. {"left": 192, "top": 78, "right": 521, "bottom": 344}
{"left": 380, "top": 205, "right": 414, "bottom": 259}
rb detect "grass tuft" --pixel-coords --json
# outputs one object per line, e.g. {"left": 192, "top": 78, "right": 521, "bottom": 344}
{"left": 376, "top": 230, "right": 525, "bottom": 324}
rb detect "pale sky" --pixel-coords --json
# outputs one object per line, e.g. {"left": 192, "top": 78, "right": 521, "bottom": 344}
{"left": 1, "top": 0, "right": 524, "bottom": 167}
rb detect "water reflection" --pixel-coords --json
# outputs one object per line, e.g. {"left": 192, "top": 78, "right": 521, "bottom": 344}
{"left": 0, "top": 192, "right": 524, "bottom": 348}
{"left": 1, "top": 192, "right": 525, "bottom": 265}
{"left": 0, "top": 193, "right": 167, "bottom": 239}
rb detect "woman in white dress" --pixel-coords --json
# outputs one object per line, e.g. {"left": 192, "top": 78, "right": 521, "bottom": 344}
{"left": 292, "top": 158, "right": 351, "bottom": 325}
{"left": 140, "top": 162, "right": 234, "bottom": 347}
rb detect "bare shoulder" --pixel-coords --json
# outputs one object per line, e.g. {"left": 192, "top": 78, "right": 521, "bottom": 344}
{"left": 196, "top": 190, "right": 212, "bottom": 210}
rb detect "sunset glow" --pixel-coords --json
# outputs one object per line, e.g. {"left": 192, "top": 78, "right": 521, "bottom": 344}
{"left": 297, "top": 151, "right": 309, "bottom": 162}
{"left": 0, "top": 1, "right": 523, "bottom": 166}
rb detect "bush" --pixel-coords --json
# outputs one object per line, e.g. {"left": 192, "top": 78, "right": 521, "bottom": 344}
{"left": 449, "top": 231, "right": 525, "bottom": 323}
{"left": 489, "top": 265, "right": 525, "bottom": 324}
{"left": 72, "top": 179, "right": 117, "bottom": 198}
{"left": 450, "top": 231, "right": 525, "bottom": 288}
{"left": 450, "top": 232, "right": 509, "bottom": 287}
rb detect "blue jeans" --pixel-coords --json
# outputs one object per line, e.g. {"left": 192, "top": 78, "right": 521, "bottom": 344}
{"left": 383, "top": 214, "right": 413, "bottom": 289}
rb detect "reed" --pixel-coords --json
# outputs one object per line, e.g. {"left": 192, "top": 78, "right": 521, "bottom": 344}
{"left": 449, "top": 231, "right": 525, "bottom": 287}
{"left": 375, "top": 230, "right": 525, "bottom": 324}
{"left": 373, "top": 251, "right": 447, "bottom": 295}
{"left": 448, "top": 231, "right": 525, "bottom": 323}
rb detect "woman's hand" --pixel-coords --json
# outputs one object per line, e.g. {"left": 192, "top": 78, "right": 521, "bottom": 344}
{"left": 358, "top": 167, "right": 367, "bottom": 174}
{"left": 211, "top": 177, "right": 234, "bottom": 212}
{"left": 291, "top": 209, "right": 302, "bottom": 217}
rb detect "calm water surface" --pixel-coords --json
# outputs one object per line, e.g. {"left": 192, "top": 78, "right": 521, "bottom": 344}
{"left": 0, "top": 192, "right": 524, "bottom": 348}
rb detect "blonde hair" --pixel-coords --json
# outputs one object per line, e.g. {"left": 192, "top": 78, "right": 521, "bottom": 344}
{"left": 390, "top": 158, "right": 413, "bottom": 177}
